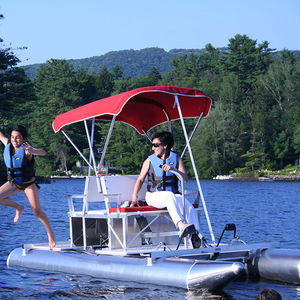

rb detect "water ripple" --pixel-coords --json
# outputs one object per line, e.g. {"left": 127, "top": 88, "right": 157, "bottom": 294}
{"left": 1, "top": 179, "right": 300, "bottom": 299}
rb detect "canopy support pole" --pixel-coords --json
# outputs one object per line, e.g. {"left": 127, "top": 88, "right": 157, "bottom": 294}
{"left": 84, "top": 120, "right": 102, "bottom": 193}
{"left": 61, "top": 130, "right": 94, "bottom": 170}
{"left": 174, "top": 95, "right": 216, "bottom": 244}
{"left": 84, "top": 120, "right": 98, "bottom": 176}
{"left": 99, "top": 115, "right": 116, "bottom": 172}
{"left": 88, "top": 118, "right": 96, "bottom": 176}
{"left": 163, "top": 108, "right": 172, "bottom": 133}
{"left": 142, "top": 109, "right": 172, "bottom": 144}
{"left": 142, "top": 129, "right": 152, "bottom": 142}
{"left": 181, "top": 113, "right": 203, "bottom": 158}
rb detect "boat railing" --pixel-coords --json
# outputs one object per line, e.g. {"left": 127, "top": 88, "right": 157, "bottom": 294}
{"left": 67, "top": 174, "right": 201, "bottom": 253}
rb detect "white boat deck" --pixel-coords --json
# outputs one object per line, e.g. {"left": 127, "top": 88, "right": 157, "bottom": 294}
{"left": 22, "top": 240, "right": 279, "bottom": 261}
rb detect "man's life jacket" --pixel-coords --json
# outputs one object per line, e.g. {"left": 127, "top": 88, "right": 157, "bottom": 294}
{"left": 147, "top": 151, "right": 179, "bottom": 193}
{"left": 3, "top": 143, "right": 35, "bottom": 184}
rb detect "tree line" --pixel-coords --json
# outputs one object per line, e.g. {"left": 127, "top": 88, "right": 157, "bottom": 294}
{"left": 1, "top": 25, "right": 299, "bottom": 180}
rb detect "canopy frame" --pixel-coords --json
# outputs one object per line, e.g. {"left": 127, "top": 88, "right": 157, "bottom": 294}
{"left": 53, "top": 86, "right": 215, "bottom": 244}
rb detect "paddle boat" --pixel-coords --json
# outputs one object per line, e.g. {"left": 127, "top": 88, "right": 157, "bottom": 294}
{"left": 7, "top": 86, "right": 300, "bottom": 291}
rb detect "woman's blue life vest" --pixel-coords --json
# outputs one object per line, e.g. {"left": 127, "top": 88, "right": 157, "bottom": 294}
{"left": 3, "top": 143, "right": 35, "bottom": 184}
{"left": 147, "top": 151, "right": 179, "bottom": 193}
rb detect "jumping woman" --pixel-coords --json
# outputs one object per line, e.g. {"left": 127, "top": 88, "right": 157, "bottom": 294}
{"left": 0, "top": 125, "right": 56, "bottom": 249}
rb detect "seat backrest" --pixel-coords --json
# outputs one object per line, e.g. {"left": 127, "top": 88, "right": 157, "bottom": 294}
{"left": 101, "top": 175, "right": 147, "bottom": 202}
{"left": 84, "top": 176, "right": 105, "bottom": 202}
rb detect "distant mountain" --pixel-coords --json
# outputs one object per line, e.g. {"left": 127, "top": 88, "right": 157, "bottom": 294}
{"left": 21, "top": 47, "right": 205, "bottom": 79}
{"left": 22, "top": 47, "right": 300, "bottom": 79}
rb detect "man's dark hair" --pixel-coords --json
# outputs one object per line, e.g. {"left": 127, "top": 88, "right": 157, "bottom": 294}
{"left": 255, "top": 288, "right": 282, "bottom": 300}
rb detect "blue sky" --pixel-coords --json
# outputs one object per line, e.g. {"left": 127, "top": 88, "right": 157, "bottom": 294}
{"left": 1, "top": 0, "right": 299, "bottom": 66}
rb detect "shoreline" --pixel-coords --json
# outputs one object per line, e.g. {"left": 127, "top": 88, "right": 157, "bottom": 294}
{"left": 227, "top": 175, "right": 300, "bottom": 182}
{"left": 34, "top": 174, "right": 300, "bottom": 183}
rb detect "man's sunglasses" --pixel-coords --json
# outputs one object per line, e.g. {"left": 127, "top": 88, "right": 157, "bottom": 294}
{"left": 152, "top": 143, "right": 162, "bottom": 148}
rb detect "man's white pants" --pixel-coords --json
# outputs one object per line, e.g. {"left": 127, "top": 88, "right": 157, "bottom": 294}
{"left": 145, "top": 191, "right": 200, "bottom": 232}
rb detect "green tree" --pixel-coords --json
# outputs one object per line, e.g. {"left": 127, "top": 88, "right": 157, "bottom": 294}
{"left": 95, "top": 66, "right": 114, "bottom": 99}
{"left": 0, "top": 15, "right": 19, "bottom": 71}
{"left": 95, "top": 122, "right": 149, "bottom": 174}
{"left": 218, "top": 73, "right": 242, "bottom": 109}
{"left": 198, "top": 43, "right": 222, "bottom": 74}
{"left": 273, "top": 131, "right": 292, "bottom": 168}
{"left": 241, "top": 131, "right": 267, "bottom": 172}
{"left": 1, "top": 66, "right": 35, "bottom": 125}
{"left": 168, "top": 45, "right": 223, "bottom": 96}
{"left": 259, "top": 50, "right": 297, "bottom": 111}
{"left": 0, "top": 17, "right": 36, "bottom": 180}
{"left": 293, "top": 108, "right": 300, "bottom": 156}
{"left": 147, "top": 67, "right": 162, "bottom": 85}
{"left": 169, "top": 54, "right": 191, "bottom": 85}
{"left": 223, "top": 34, "right": 274, "bottom": 93}
{"left": 33, "top": 59, "right": 83, "bottom": 174}
{"left": 75, "top": 67, "right": 97, "bottom": 104}
{"left": 0, "top": 19, "right": 20, "bottom": 124}
{"left": 257, "top": 51, "right": 300, "bottom": 167}
{"left": 191, "top": 102, "right": 242, "bottom": 177}
{"left": 112, "top": 65, "right": 123, "bottom": 80}
{"left": 113, "top": 77, "right": 133, "bottom": 94}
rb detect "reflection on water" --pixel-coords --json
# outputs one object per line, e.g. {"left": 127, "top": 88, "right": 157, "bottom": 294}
{"left": 1, "top": 179, "right": 300, "bottom": 299}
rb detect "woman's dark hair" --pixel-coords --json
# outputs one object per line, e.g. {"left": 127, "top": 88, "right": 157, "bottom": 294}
{"left": 152, "top": 131, "right": 174, "bottom": 153}
{"left": 12, "top": 125, "right": 28, "bottom": 140}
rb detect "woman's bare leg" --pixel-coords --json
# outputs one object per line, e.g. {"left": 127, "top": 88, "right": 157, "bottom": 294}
{"left": 0, "top": 181, "right": 24, "bottom": 222}
{"left": 24, "top": 184, "right": 56, "bottom": 250}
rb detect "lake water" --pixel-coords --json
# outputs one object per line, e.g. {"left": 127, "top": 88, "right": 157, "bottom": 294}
{"left": 1, "top": 179, "right": 300, "bottom": 299}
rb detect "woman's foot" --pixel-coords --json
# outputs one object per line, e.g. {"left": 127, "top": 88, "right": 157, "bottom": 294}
{"left": 48, "top": 231, "right": 56, "bottom": 250}
{"left": 176, "top": 223, "right": 197, "bottom": 250}
{"left": 191, "top": 233, "right": 201, "bottom": 248}
{"left": 14, "top": 205, "right": 24, "bottom": 223}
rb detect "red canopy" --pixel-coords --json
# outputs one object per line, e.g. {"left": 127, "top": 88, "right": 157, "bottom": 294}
{"left": 52, "top": 86, "right": 212, "bottom": 134}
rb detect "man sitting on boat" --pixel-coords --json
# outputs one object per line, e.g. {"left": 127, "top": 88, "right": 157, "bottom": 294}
{"left": 131, "top": 131, "right": 202, "bottom": 248}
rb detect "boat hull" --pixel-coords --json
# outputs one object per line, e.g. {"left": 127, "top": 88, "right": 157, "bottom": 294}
{"left": 7, "top": 247, "right": 243, "bottom": 291}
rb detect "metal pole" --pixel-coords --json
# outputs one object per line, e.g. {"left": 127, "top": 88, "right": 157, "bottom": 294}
{"left": 99, "top": 115, "right": 116, "bottom": 171}
{"left": 181, "top": 113, "right": 203, "bottom": 158}
{"left": 84, "top": 120, "right": 98, "bottom": 175}
{"left": 174, "top": 95, "right": 216, "bottom": 243}
{"left": 88, "top": 118, "right": 96, "bottom": 176}
{"left": 61, "top": 130, "right": 94, "bottom": 170}
{"left": 84, "top": 120, "right": 102, "bottom": 193}
{"left": 162, "top": 109, "right": 172, "bottom": 133}
{"left": 142, "top": 129, "right": 152, "bottom": 142}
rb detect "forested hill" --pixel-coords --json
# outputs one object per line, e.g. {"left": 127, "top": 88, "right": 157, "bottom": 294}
{"left": 1, "top": 34, "right": 300, "bottom": 179}
{"left": 22, "top": 47, "right": 300, "bottom": 79}
{"left": 22, "top": 47, "right": 209, "bottom": 79}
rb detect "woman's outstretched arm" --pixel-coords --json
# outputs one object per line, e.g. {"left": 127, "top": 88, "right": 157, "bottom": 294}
{"left": 0, "top": 130, "right": 9, "bottom": 146}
